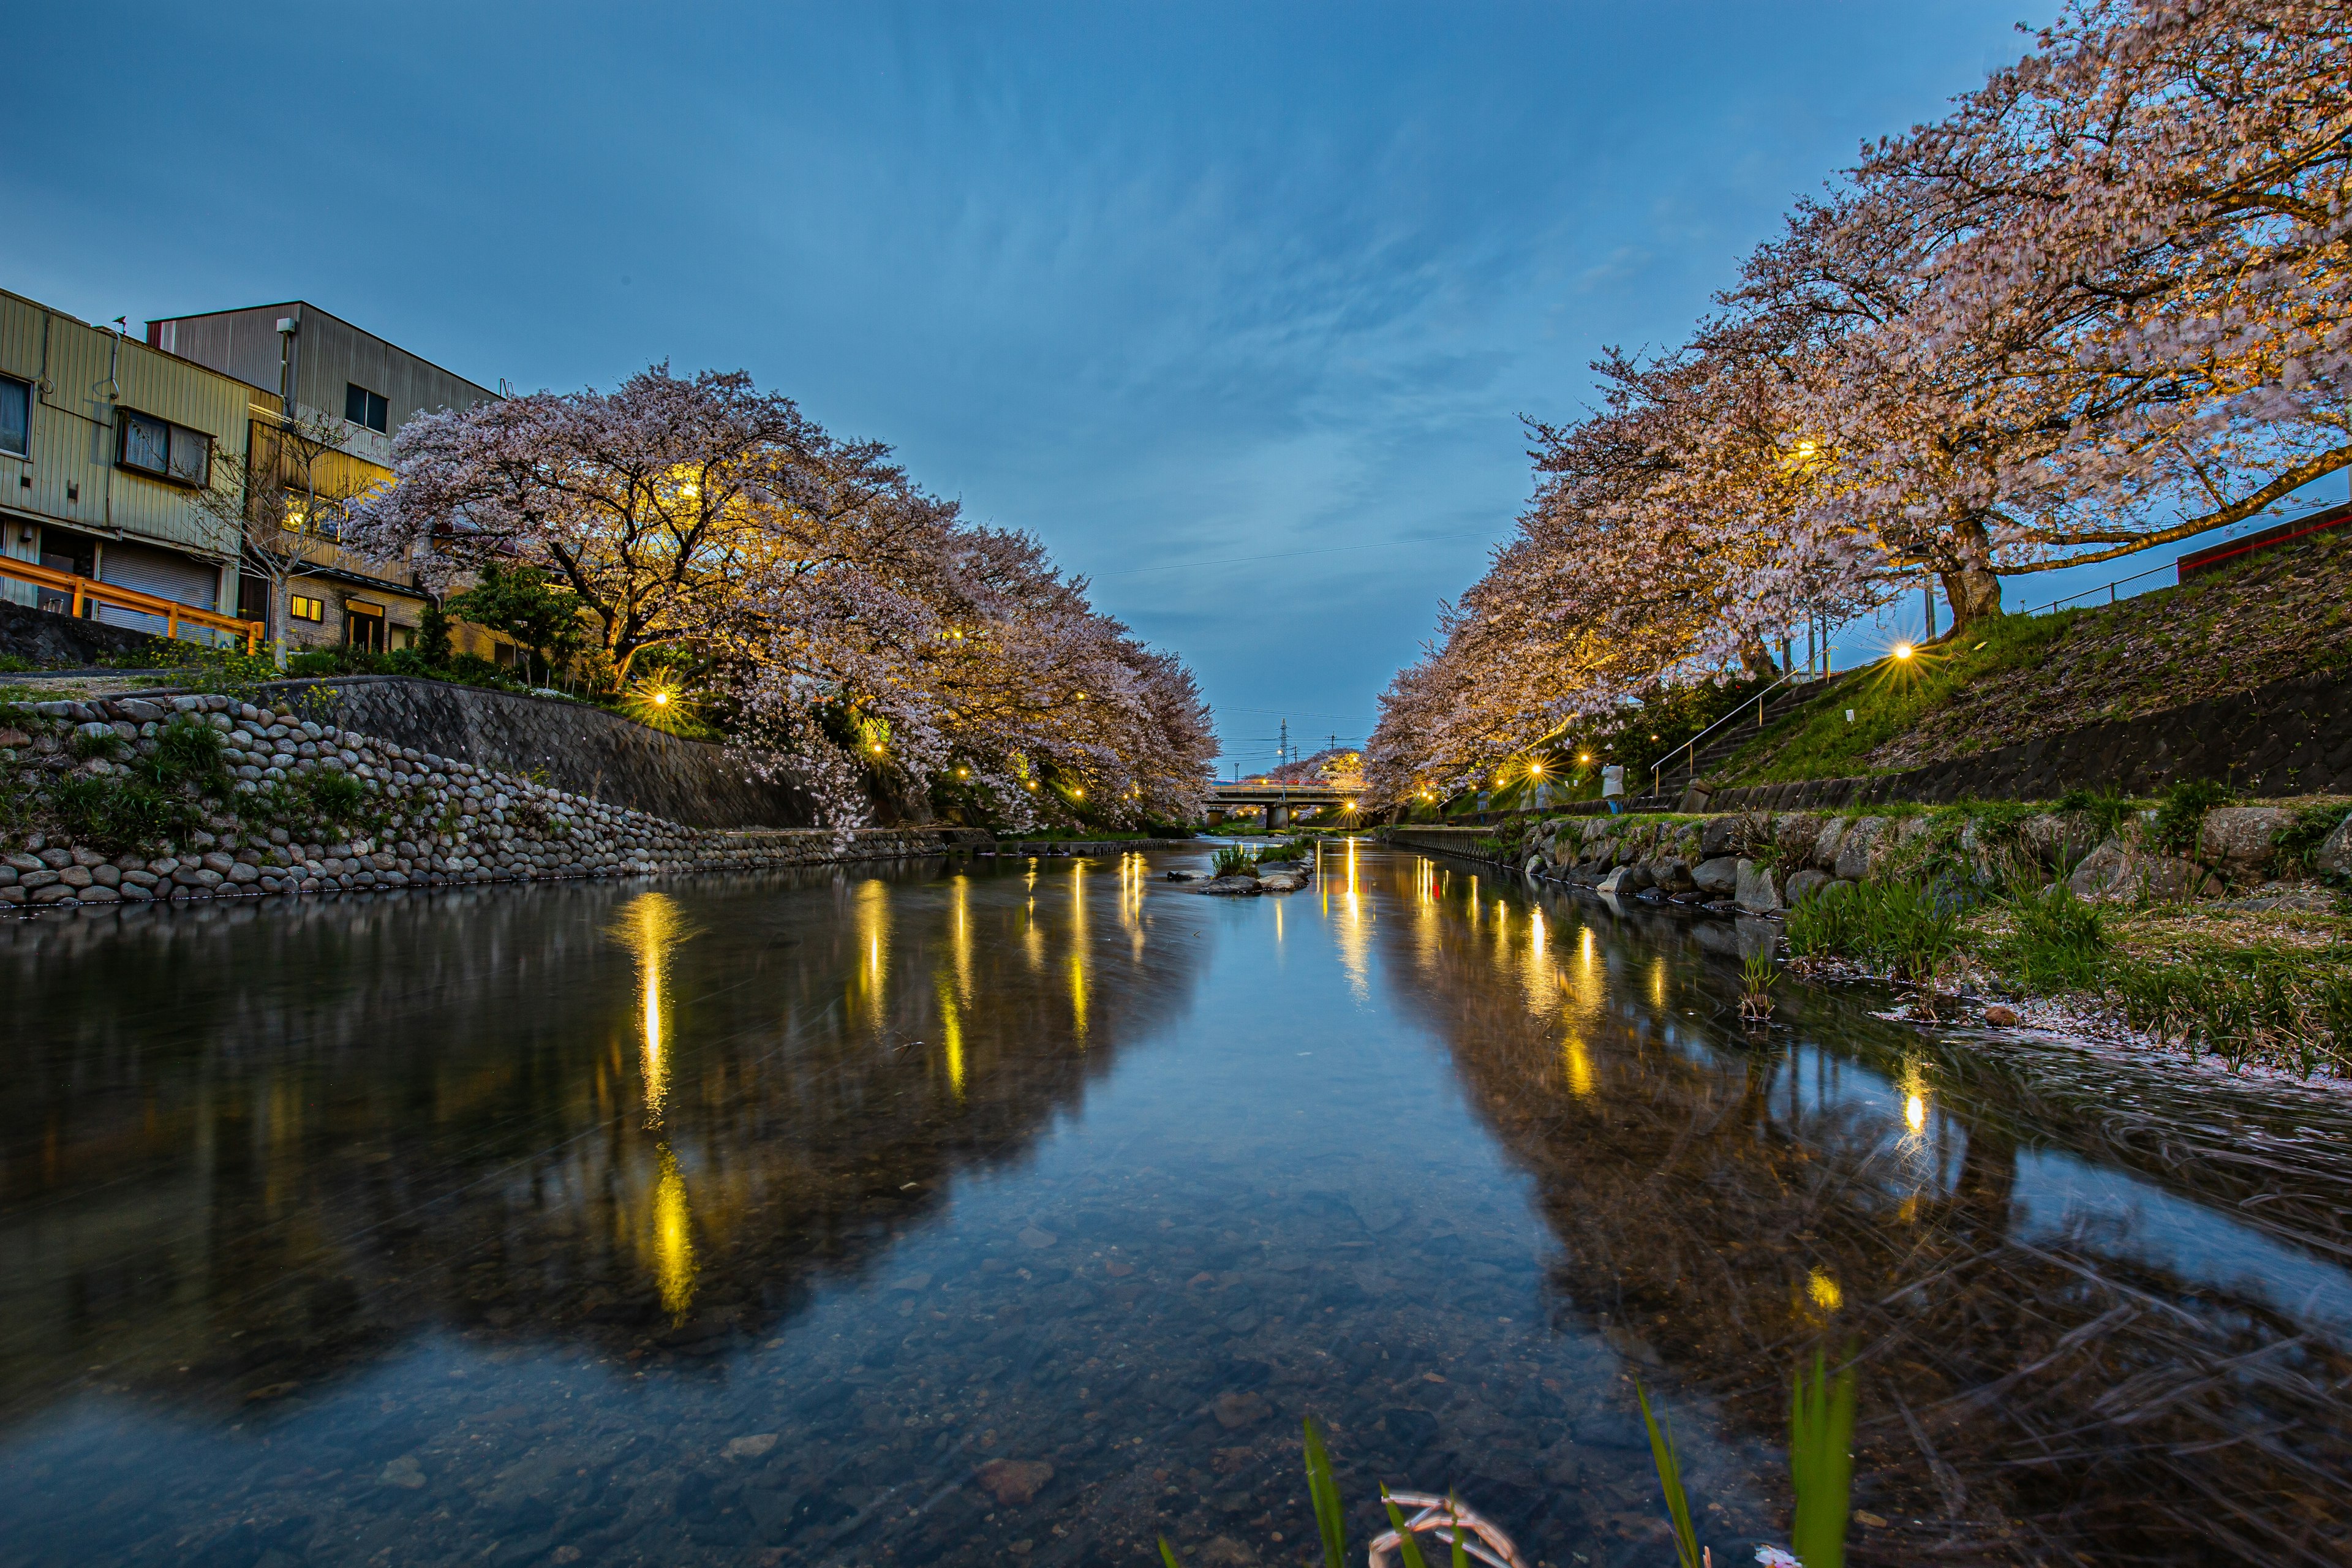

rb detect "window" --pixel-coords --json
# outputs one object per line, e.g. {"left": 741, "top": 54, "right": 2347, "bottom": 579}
{"left": 345, "top": 383, "right": 389, "bottom": 434}
{"left": 116, "top": 409, "right": 211, "bottom": 486}
{"left": 289, "top": 595, "right": 326, "bottom": 623}
{"left": 0, "top": 374, "right": 28, "bottom": 457}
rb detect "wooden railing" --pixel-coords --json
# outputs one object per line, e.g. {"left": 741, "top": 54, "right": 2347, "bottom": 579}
{"left": 0, "top": 557, "right": 262, "bottom": 653}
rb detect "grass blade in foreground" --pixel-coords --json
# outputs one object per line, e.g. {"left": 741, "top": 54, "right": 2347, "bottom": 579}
{"left": 1158, "top": 1538, "right": 1186, "bottom": 1568}
{"left": 1380, "top": 1487, "right": 1433, "bottom": 1568}
{"left": 1303, "top": 1417, "right": 1348, "bottom": 1568}
{"left": 1636, "top": 1381, "right": 1705, "bottom": 1568}
{"left": 1790, "top": 1350, "right": 1859, "bottom": 1568}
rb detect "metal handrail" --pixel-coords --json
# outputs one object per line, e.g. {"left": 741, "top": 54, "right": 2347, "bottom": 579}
{"left": 1642, "top": 665, "right": 1815, "bottom": 797}
{"left": 0, "top": 557, "right": 262, "bottom": 652}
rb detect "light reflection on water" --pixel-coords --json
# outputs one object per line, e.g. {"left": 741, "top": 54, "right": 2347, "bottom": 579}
{"left": 0, "top": 847, "right": 2345, "bottom": 1567}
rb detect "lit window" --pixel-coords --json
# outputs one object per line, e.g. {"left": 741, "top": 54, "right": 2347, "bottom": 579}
{"left": 345, "top": 383, "right": 389, "bottom": 434}
{"left": 289, "top": 595, "right": 326, "bottom": 623}
{"left": 117, "top": 409, "right": 211, "bottom": 486}
{"left": 0, "top": 375, "right": 28, "bottom": 457}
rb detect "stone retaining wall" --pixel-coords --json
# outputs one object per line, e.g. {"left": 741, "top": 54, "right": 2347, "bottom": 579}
{"left": 1, "top": 692, "right": 943, "bottom": 913}
{"left": 1391, "top": 797, "right": 2352, "bottom": 918}
{"left": 254, "top": 676, "right": 826, "bottom": 830}
{"left": 0, "top": 600, "right": 170, "bottom": 667}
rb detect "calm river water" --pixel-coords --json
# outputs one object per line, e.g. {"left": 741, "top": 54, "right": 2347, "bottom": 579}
{"left": 2, "top": 845, "right": 2347, "bottom": 1567}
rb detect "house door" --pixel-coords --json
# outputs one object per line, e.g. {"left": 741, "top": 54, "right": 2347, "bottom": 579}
{"left": 344, "top": 603, "right": 386, "bottom": 654}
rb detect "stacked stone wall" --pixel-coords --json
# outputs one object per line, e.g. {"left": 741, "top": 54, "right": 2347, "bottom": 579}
{"left": 256, "top": 675, "right": 826, "bottom": 830}
{"left": 0, "top": 692, "right": 943, "bottom": 912}
{"left": 1394, "top": 797, "right": 2352, "bottom": 917}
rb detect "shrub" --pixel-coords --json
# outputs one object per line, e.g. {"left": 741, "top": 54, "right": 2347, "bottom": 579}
{"left": 1211, "top": 845, "right": 1258, "bottom": 878}
{"left": 2149, "top": 777, "right": 2232, "bottom": 854}
{"left": 2054, "top": 786, "right": 2135, "bottom": 842}
{"left": 251, "top": 768, "right": 379, "bottom": 837}
{"left": 2274, "top": 802, "right": 2351, "bottom": 875}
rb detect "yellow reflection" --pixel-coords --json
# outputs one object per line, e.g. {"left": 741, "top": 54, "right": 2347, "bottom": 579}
{"left": 652, "top": 1142, "right": 698, "bottom": 1323}
{"left": 609, "top": 891, "right": 694, "bottom": 1128}
{"left": 952, "top": 876, "right": 974, "bottom": 1005}
{"left": 1899, "top": 1058, "right": 1931, "bottom": 1137}
{"left": 857, "top": 878, "right": 891, "bottom": 1017}
{"left": 1562, "top": 1032, "right": 1595, "bottom": 1099}
{"left": 1807, "top": 1268, "right": 1843, "bottom": 1311}
{"left": 937, "top": 977, "right": 966, "bottom": 1100}
{"left": 1069, "top": 861, "right": 1088, "bottom": 1041}
{"left": 1649, "top": 956, "right": 1667, "bottom": 1011}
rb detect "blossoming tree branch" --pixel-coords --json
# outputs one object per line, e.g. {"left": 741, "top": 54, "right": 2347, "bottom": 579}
{"left": 350, "top": 366, "right": 1216, "bottom": 830}
{"left": 1368, "top": 0, "right": 2348, "bottom": 805}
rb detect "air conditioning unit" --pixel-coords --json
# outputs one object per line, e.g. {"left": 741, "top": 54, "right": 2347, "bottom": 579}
{"left": 276, "top": 317, "right": 298, "bottom": 335}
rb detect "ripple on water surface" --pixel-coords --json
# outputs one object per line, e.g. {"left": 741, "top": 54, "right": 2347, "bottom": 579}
{"left": 0, "top": 845, "right": 2346, "bottom": 1567}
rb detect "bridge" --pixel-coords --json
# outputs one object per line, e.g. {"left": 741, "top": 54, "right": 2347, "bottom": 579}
{"left": 1204, "top": 779, "right": 1360, "bottom": 827}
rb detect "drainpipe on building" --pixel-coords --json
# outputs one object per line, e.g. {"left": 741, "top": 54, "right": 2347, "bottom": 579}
{"left": 101, "top": 321, "right": 122, "bottom": 535}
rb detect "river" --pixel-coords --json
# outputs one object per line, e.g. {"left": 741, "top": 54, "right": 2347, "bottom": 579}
{"left": 1, "top": 843, "right": 2346, "bottom": 1567}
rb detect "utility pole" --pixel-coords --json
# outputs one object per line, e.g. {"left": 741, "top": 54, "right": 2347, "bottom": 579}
{"left": 1279, "top": 718, "right": 1289, "bottom": 770}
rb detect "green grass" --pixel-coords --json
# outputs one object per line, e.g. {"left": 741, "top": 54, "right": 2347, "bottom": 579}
{"left": 26, "top": 714, "right": 233, "bottom": 853}
{"left": 2149, "top": 777, "right": 2232, "bottom": 854}
{"left": 1785, "top": 879, "right": 1967, "bottom": 986}
{"left": 1789, "top": 1351, "right": 1859, "bottom": 1568}
{"left": 1719, "top": 611, "right": 2076, "bottom": 784}
{"left": 1989, "top": 882, "right": 2110, "bottom": 992}
{"left": 1211, "top": 845, "right": 1258, "bottom": 878}
{"left": 2103, "top": 947, "right": 2352, "bottom": 1077}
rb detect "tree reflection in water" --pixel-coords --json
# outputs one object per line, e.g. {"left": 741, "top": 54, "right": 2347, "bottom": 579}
{"left": 1378, "top": 853, "right": 2352, "bottom": 1566}
{"left": 0, "top": 850, "right": 2346, "bottom": 1567}
{"left": 0, "top": 860, "right": 1204, "bottom": 1422}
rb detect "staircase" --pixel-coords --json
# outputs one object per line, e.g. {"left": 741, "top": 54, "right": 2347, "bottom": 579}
{"left": 1646, "top": 680, "right": 1824, "bottom": 802}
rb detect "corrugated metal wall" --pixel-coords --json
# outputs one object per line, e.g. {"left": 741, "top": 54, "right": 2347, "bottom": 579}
{"left": 0, "top": 288, "right": 249, "bottom": 592}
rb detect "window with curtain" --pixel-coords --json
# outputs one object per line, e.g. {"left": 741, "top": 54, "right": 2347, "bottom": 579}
{"left": 117, "top": 410, "right": 211, "bottom": 487}
{"left": 0, "top": 375, "right": 28, "bottom": 457}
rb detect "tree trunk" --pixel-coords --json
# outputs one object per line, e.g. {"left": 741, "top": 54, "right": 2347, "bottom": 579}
{"left": 271, "top": 575, "right": 290, "bottom": 669}
{"left": 1939, "top": 515, "right": 2004, "bottom": 627}
{"left": 1739, "top": 639, "right": 1782, "bottom": 680}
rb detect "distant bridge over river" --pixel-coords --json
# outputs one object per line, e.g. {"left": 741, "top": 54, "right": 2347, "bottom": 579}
{"left": 1204, "top": 780, "right": 1360, "bottom": 827}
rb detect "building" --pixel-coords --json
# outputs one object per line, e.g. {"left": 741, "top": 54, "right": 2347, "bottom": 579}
{"left": 1, "top": 287, "right": 257, "bottom": 643}
{"left": 147, "top": 301, "right": 500, "bottom": 656}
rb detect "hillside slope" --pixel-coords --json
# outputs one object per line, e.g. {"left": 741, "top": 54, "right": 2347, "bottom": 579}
{"left": 1722, "top": 526, "right": 2352, "bottom": 785}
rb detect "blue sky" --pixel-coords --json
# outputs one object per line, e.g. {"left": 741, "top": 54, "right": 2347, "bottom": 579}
{"left": 4, "top": 1, "right": 2136, "bottom": 774}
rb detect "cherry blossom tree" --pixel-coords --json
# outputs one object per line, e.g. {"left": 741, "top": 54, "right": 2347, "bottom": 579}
{"left": 351, "top": 364, "right": 1215, "bottom": 829}
{"left": 1371, "top": 0, "right": 2348, "bottom": 804}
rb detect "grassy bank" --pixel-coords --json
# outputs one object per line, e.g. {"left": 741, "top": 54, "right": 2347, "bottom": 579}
{"left": 1721, "top": 526, "right": 2352, "bottom": 785}
{"left": 1785, "top": 845, "right": 2352, "bottom": 1078}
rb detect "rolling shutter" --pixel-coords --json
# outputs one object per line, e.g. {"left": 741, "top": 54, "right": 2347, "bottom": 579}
{"left": 97, "top": 541, "right": 221, "bottom": 635}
